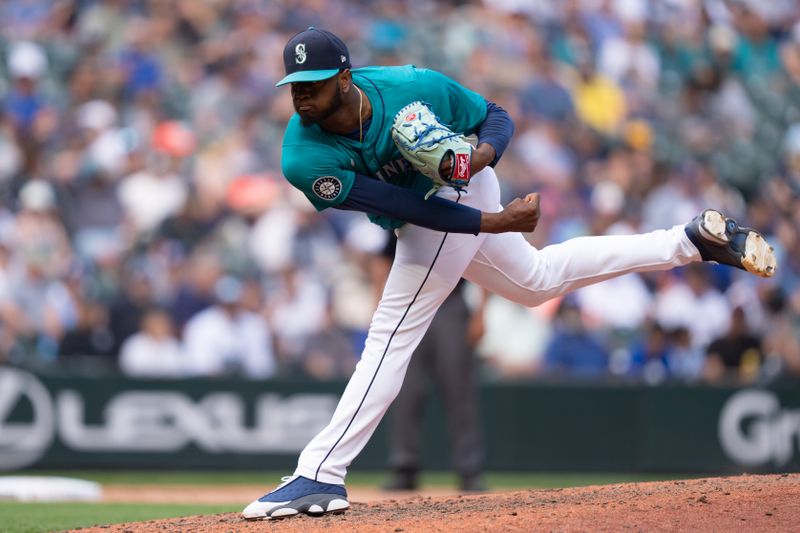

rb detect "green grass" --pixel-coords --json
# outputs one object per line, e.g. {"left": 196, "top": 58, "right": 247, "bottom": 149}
{"left": 0, "top": 471, "right": 702, "bottom": 532}
{"left": 0, "top": 502, "right": 238, "bottom": 533}
{"left": 19, "top": 469, "right": 697, "bottom": 488}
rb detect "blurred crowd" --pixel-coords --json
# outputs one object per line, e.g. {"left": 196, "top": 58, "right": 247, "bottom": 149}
{"left": 0, "top": 0, "right": 798, "bottom": 385}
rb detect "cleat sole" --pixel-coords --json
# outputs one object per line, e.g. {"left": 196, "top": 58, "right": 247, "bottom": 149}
{"left": 742, "top": 232, "right": 777, "bottom": 278}
{"left": 700, "top": 210, "right": 729, "bottom": 244}
{"left": 243, "top": 496, "right": 350, "bottom": 521}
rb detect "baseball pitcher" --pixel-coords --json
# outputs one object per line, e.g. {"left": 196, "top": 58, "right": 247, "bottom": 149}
{"left": 243, "top": 27, "right": 776, "bottom": 520}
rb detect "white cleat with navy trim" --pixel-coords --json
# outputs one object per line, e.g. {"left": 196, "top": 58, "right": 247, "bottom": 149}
{"left": 242, "top": 475, "right": 350, "bottom": 520}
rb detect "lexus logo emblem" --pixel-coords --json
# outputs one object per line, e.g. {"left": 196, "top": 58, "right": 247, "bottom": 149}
{"left": 0, "top": 368, "right": 55, "bottom": 469}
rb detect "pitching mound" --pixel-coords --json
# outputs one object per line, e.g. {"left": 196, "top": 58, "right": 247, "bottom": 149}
{"left": 80, "top": 474, "right": 799, "bottom": 532}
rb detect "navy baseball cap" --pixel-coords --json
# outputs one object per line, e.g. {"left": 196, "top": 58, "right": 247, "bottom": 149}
{"left": 276, "top": 27, "right": 351, "bottom": 87}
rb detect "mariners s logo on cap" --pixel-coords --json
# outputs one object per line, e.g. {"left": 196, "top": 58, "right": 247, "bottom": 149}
{"left": 277, "top": 27, "right": 352, "bottom": 87}
{"left": 295, "top": 43, "right": 307, "bottom": 64}
{"left": 312, "top": 176, "right": 342, "bottom": 200}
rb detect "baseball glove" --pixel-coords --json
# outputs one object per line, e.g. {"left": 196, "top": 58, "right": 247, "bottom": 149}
{"left": 391, "top": 101, "right": 473, "bottom": 193}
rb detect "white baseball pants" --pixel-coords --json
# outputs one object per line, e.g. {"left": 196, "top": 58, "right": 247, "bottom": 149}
{"left": 294, "top": 167, "right": 701, "bottom": 484}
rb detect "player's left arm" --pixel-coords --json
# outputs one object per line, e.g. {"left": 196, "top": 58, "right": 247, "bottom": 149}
{"left": 474, "top": 100, "right": 515, "bottom": 171}
{"left": 437, "top": 100, "right": 515, "bottom": 179}
{"left": 418, "top": 69, "right": 515, "bottom": 176}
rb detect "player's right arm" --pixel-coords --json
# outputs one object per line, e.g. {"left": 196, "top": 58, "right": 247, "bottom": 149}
{"left": 341, "top": 173, "right": 540, "bottom": 234}
{"left": 283, "top": 141, "right": 539, "bottom": 235}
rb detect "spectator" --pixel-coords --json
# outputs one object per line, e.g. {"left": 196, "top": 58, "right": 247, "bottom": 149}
{"left": 328, "top": 220, "right": 393, "bottom": 357}
{"left": 12, "top": 180, "right": 72, "bottom": 279}
{"left": 182, "top": 276, "right": 276, "bottom": 379}
{"left": 519, "top": 53, "right": 574, "bottom": 124}
{"left": 295, "top": 304, "right": 357, "bottom": 380}
{"left": 572, "top": 56, "right": 627, "bottom": 135}
{"left": 667, "top": 327, "right": 706, "bottom": 382}
{"left": 653, "top": 264, "right": 731, "bottom": 349}
{"left": 4, "top": 41, "right": 49, "bottom": 134}
{"left": 0, "top": 242, "right": 13, "bottom": 359}
{"left": 119, "top": 308, "right": 184, "bottom": 378}
{"left": 4, "top": 181, "right": 77, "bottom": 362}
{"left": 581, "top": 0, "right": 624, "bottom": 51}
{"left": 0, "top": 113, "right": 23, "bottom": 186}
{"left": 117, "top": 151, "right": 188, "bottom": 237}
{"left": 158, "top": 192, "right": 222, "bottom": 254}
{"left": 730, "top": 3, "right": 783, "bottom": 81}
{"left": 704, "top": 306, "right": 764, "bottom": 384}
{"left": 117, "top": 18, "right": 163, "bottom": 100}
{"left": 628, "top": 321, "right": 671, "bottom": 384}
{"left": 626, "top": 322, "right": 707, "bottom": 384}
{"left": 170, "top": 250, "right": 222, "bottom": 330}
{"left": 475, "top": 292, "right": 552, "bottom": 379}
{"left": 576, "top": 272, "right": 652, "bottom": 333}
{"left": 543, "top": 297, "right": 609, "bottom": 378}
{"left": 598, "top": 21, "right": 660, "bottom": 90}
{"left": 266, "top": 266, "right": 328, "bottom": 366}
{"left": 67, "top": 170, "right": 125, "bottom": 263}
{"left": 757, "top": 288, "right": 800, "bottom": 382}
{"left": 108, "top": 269, "right": 160, "bottom": 354}
{"left": 58, "top": 299, "right": 115, "bottom": 362}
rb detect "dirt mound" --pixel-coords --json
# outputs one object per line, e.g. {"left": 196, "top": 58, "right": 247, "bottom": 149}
{"left": 79, "top": 474, "right": 799, "bottom": 532}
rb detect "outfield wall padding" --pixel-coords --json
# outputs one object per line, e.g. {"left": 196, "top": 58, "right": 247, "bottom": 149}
{"left": 1, "top": 367, "right": 798, "bottom": 472}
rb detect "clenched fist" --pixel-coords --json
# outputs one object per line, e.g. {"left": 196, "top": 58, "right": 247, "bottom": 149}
{"left": 479, "top": 192, "right": 540, "bottom": 234}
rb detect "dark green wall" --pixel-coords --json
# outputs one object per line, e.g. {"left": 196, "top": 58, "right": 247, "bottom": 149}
{"left": 2, "top": 368, "right": 798, "bottom": 472}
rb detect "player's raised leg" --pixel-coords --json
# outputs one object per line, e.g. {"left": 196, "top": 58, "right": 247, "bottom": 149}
{"left": 463, "top": 209, "right": 775, "bottom": 308}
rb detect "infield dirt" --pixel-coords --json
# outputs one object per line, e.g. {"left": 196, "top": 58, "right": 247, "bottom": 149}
{"left": 79, "top": 473, "right": 799, "bottom": 532}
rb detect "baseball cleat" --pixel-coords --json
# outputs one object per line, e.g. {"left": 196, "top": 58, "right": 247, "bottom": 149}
{"left": 684, "top": 209, "right": 776, "bottom": 278}
{"left": 242, "top": 475, "right": 349, "bottom": 520}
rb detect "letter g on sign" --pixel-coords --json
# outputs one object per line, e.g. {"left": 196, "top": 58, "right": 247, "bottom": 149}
{"left": 718, "top": 389, "right": 778, "bottom": 466}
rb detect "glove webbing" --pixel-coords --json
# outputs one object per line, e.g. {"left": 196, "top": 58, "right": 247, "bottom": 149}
{"left": 403, "top": 120, "right": 467, "bottom": 199}
{"left": 403, "top": 122, "right": 463, "bottom": 151}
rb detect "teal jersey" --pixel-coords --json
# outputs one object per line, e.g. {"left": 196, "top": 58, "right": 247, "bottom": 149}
{"left": 280, "top": 65, "right": 488, "bottom": 229}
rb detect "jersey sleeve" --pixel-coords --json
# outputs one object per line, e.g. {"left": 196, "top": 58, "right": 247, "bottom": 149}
{"left": 281, "top": 143, "right": 355, "bottom": 211}
{"left": 415, "top": 69, "right": 488, "bottom": 136}
{"left": 340, "top": 172, "right": 481, "bottom": 234}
